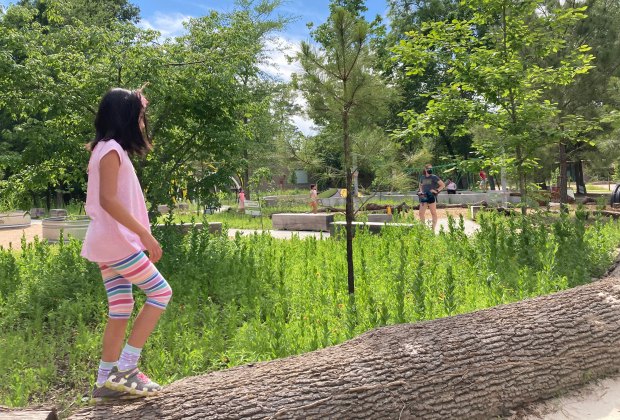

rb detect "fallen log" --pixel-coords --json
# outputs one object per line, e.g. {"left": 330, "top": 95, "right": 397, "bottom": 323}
{"left": 596, "top": 210, "right": 620, "bottom": 220}
{"left": 70, "top": 274, "right": 620, "bottom": 419}
{"left": 0, "top": 408, "right": 57, "bottom": 420}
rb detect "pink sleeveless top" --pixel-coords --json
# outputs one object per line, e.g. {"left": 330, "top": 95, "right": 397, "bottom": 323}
{"left": 81, "top": 139, "right": 150, "bottom": 263}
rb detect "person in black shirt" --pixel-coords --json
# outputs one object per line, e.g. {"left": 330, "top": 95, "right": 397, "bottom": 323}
{"left": 418, "top": 164, "right": 445, "bottom": 230}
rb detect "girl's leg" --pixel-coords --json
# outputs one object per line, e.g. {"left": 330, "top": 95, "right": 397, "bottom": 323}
{"left": 429, "top": 202, "right": 438, "bottom": 230}
{"left": 101, "top": 318, "right": 130, "bottom": 362}
{"left": 105, "top": 251, "right": 172, "bottom": 369}
{"left": 97, "top": 264, "right": 135, "bottom": 385}
{"left": 419, "top": 202, "right": 427, "bottom": 225}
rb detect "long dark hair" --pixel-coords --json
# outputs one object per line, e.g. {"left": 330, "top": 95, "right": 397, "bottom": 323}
{"left": 89, "top": 88, "right": 151, "bottom": 156}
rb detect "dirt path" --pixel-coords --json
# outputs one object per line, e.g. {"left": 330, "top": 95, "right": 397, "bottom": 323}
{"left": 0, "top": 208, "right": 477, "bottom": 248}
{"left": 0, "top": 220, "right": 42, "bottom": 249}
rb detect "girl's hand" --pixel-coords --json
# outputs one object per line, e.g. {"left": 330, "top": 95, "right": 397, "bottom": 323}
{"left": 140, "top": 231, "right": 162, "bottom": 263}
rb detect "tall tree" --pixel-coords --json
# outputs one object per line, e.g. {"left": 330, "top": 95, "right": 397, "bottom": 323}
{"left": 298, "top": 6, "right": 392, "bottom": 294}
{"left": 383, "top": 0, "right": 473, "bottom": 166}
{"left": 543, "top": 0, "right": 620, "bottom": 203}
{"left": 392, "top": 0, "right": 594, "bottom": 211}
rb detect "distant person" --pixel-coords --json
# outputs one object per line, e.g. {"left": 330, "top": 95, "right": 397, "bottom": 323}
{"left": 446, "top": 178, "right": 457, "bottom": 194}
{"left": 479, "top": 170, "right": 488, "bottom": 191}
{"left": 310, "top": 184, "right": 318, "bottom": 213}
{"left": 81, "top": 87, "right": 171, "bottom": 402}
{"left": 418, "top": 164, "right": 445, "bottom": 230}
{"left": 238, "top": 188, "right": 245, "bottom": 211}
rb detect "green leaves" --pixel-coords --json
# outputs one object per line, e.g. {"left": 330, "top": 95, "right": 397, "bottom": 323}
{"left": 391, "top": 0, "right": 595, "bottom": 203}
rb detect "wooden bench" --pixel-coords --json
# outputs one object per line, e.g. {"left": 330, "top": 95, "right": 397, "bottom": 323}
{"left": 329, "top": 221, "right": 415, "bottom": 237}
{"left": 272, "top": 213, "right": 334, "bottom": 232}
{"left": 244, "top": 200, "right": 262, "bottom": 217}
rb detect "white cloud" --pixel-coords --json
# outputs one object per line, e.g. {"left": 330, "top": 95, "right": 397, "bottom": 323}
{"left": 259, "top": 36, "right": 318, "bottom": 137}
{"left": 292, "top": 114, "right": 318, "bottom": 136}
{"left": 260, "top": 36, "right": 303, "bottom": 82}
{"left": 138, "top": 12, "right": 192, "bottom": 39}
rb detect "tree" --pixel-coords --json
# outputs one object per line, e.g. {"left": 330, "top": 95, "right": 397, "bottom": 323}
{"left": 0, "top": 0, "right": 295, "bottom": 213}
{"left": 0, "top": 2, "right": 152, "bottom": 209}
{"left": 392, "top": 0, "right": 594, "bottom": 211}
{"left": 542, "top": 0, "right": 620, "bottom": 203}
{"left": 297, "top": 6, "right": 392, "bottom": 294}
{"left": 68, "top": 272, "right": 620, "bottom": 419}
{"left": 226, "top": 0, "right": 292, "bottom": 199}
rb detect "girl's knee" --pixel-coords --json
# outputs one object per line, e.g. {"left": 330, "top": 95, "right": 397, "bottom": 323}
{"left": 145, "top": 280, "right": 172, "bottom": 310}
{"left": 108, "top": 298, "right": 135, "bottom": 319}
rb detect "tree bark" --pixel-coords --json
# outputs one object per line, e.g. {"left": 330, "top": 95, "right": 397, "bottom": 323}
{"left": 343, "top": 109, "right": 355, "bottom": 295}
{"left": 70, "top": 273, "right": 620, "bottom": 419}
{"left": 516, "top": 145, "right": 527, "bottom": 215}
{"left": 0, "top": 409, "right": 57, "bottom": 420}
{"left": 559, "top": 141, "right": 568, "bottom": 207}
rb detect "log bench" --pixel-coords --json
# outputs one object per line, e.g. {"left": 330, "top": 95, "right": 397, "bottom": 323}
{"left": 329, "top": 221, "right": 415, "bottom": 236}
{"left": 272, "top": 213, "right": 334, "bottom": 232}
{"left": 244, "top": 200, "right": 262, "bottom": 217}
{"left": 367, "top": 214, "right": 393, "bottom": 223}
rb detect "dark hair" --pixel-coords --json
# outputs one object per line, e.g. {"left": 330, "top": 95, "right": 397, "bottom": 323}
{"left": 89, "top": 88, "right": 151, "bottom": 156}
{"left": 310, "top": 184, "right": 316, "bottom": 189}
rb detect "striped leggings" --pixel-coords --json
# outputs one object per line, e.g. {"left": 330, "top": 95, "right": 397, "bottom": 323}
{"left": 99, "top": 251, "right": 172, "bottom": 319}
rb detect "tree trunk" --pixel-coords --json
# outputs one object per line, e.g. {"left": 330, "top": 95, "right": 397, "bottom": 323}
{"left": 343, "top": 110, "right": 355, "bottom": 295}
{"left": 70, "top": 273, "right": 620, "bottom": 419}
{"left": 559, "top": 141, "right": 568, "bottom": 206}
{"left": 516, "top": 145, "right": 527, "bottom": 215}
{"left": 0, "top": 409, "right": 57, "bottom": 420}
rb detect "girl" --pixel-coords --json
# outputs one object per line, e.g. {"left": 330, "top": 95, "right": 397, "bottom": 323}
{"left": 309, "top": 184, "right": 318, "bottom": 214}
{"left": 81, "top": 88, "right": 172, "bottom": 401}
{"left": 238, "top": 188, "right": 245, "bottom": 211}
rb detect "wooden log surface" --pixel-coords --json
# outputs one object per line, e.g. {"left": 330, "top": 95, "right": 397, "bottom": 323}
{"left": 0, "top": 407, "right": 57, "bottom": 420}
{"left": 69, "top": 270, "right": 620, "bottom": 419}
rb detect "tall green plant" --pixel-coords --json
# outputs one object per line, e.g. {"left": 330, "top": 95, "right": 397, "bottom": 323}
{"left": 297, "top": 6, "right": 393, "bottom": 294}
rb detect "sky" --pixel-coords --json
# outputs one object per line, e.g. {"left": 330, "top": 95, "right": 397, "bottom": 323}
{"left": 0, "top": 0, "right": 392, "bottom": 134}
{"left": 135, "top": 0, "right": 391, "bottom": 134}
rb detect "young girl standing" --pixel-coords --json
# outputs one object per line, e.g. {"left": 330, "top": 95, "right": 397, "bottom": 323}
{"left": 81, "top": 88, "right": 172, "bottom": 400}
{"left": 309, "top": 184, "right": 318, "bottom": 214}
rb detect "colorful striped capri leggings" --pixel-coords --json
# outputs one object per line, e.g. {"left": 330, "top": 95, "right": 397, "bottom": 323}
{"left": 99, "top": 251, "right": 173, "bottom": 319}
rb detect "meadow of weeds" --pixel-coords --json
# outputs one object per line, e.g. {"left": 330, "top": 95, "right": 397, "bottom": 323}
{"left": 1, "top": 211, "right": 619, "bottom": 413}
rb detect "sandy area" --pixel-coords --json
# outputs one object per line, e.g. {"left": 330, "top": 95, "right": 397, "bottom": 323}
{"left": 514, "top": 375, "right": 620, "bottom": 419}
{"left": 0, "top": 220, "right": 43, "bottom": 249}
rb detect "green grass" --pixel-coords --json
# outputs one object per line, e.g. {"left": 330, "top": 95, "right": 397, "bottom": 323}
{"left": 2, "top": 212, "right": 620, "bottom": 415}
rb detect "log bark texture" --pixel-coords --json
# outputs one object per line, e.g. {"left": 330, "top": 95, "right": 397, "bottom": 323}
{"left": 70, "top": 274, "right": 620, "bottom": 419}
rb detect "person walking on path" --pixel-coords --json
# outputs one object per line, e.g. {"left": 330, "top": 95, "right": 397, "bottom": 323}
{"left": 309, "top": 184, "right": 318, "bottom": 214}
{"left": 238, "top": 188, "right": 245, "bottom": 211}
{"left": 81, "top": 87, "right": 172, "bottom": 401}
{"left": 418, "top": 164, "right": 445, "bottom": 230}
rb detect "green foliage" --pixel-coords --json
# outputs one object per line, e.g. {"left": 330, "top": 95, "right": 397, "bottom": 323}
{"left": 391, "top": 0, "right": 595, "bottom": 203}
{"left": 0, "top": 0, "right": 295, "bottom": 213}
{"left": 1, "top": 214, "right": 620, "bottom": 411}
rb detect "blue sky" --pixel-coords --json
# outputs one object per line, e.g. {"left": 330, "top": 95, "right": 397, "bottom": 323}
{"left": 135, "top": 1, "right": 390, "bottom": 40}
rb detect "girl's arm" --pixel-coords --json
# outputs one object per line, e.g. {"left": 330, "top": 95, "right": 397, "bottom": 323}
{"left": 99, "top": 151, "right": 163, "bottom": 263}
